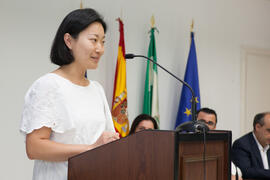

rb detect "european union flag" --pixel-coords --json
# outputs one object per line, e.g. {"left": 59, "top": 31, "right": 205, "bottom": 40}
{"left": 175, "top": 32, "right": 201, "bottom": 128}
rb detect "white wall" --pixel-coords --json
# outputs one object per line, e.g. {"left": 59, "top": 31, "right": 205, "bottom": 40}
{"left": 1, "top": 0, "right": 270, "bottom": 179}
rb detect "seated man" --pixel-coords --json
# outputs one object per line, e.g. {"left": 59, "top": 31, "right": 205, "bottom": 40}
{"left": 196, "top": 107, "right": 217, "bottom": 130}
{"left": 129, "top": 114, "right": 158, "bottom": 135}
{"left": 232, "top": 112, "right": 270, "bottom": 179}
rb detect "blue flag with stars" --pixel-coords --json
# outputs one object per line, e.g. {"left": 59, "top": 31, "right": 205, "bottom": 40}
{"left": 175, "top": 32, "right": 201, "bottom": 128}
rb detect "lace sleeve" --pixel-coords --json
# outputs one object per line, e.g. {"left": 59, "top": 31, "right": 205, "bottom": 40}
{"left": 20, "top": 76, "right": 74, "bottom": 136}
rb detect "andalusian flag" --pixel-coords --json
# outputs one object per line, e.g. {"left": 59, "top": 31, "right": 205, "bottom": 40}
{"left": 143, "top": 27, "right": 160, "bottom": 126}
{"left": 111, "top": 19, "right": 129, "bottom": 137}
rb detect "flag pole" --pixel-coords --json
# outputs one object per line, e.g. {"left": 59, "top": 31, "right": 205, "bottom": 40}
{"left": 190, "top": 19, "right": 194, "bottom": 45}
{"left": 80, "top": 0, "right": 83, "bottom": 9}
{"left": 191, "top": 19, "right": 194, "bottom": 32}
{"left": 190, "top": 19, "right": 196, "bottom": 123}
{"left": 151, "top": 15, "right": 155, "bottom": 28}
{"left": 120, "top": 8, "right": 123, "bottom": 21}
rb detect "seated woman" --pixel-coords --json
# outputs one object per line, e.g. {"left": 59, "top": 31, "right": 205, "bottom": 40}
{"left": 129, "top": 114, "right": 158, "bottom": 134}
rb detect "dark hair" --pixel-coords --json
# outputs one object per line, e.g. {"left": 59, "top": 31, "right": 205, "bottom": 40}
{"left": 50, "top": 8, "right": 107, "bottom": 66}
{"left": 196, "top": 107, "right": 218, "bottom": 124}
{"left": 253, "top": 112, "right": 270, "bottom": 130}
{"left": 129, "top": 114, "right": 158, "bottom": 135}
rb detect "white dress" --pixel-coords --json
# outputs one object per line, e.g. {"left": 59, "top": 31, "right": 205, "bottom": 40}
{"left": 20, "top": 73, "right": 115, "bottom": 180}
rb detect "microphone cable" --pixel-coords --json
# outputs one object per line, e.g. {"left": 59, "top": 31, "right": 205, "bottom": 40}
{"left": 203, "top": 128, "right": 206, "bottom": 180}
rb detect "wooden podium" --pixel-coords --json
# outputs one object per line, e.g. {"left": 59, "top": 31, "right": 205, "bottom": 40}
{"left": 68, "top": 130, "right": 231, "bottom": 180}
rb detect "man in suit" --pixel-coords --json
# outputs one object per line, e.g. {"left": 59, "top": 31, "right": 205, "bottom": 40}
{"left": 196, "top": 107, "right": 217, "bottom": 130}
{"left": 232, "top": 112, "right": 270, "bottom": 179}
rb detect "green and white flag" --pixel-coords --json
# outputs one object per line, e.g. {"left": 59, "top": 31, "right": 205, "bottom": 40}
{"left": 143, "top": 27, "right": 160, "bottom": 126}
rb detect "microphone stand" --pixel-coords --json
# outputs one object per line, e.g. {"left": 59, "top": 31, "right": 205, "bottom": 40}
{"left": 125, "top": 54, "right": 198, "bottom": 132}
{"left": 126, "top": 53, "right": 209, "bottom": 180}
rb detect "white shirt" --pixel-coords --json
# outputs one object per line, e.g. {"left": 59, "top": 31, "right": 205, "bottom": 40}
{"left": 20, "top": 73, "right": 115, "bottom": 180}
{"left": 231, "top": 162, "right": 242, "bottom": 177}
{"left": 253, "top": 132, "right": 270, "bottom": 169}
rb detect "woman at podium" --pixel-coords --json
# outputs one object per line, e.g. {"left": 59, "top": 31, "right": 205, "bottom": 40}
{"left": 20, "top": 8, "right": 119, "bottom": 180}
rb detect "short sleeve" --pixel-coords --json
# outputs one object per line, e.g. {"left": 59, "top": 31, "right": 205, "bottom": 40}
{"left": 92, "top": 81, "right": 115, "bottom": 132}
{"left": 20, "top": 75, "right": 74, "bottom": 136}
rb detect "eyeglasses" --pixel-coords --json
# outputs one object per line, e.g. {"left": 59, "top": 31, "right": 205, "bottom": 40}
{"left": 198, "top": 119, "right": 215, "bottom": 126}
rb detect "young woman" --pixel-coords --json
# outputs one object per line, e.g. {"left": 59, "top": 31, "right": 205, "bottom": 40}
{"left": 20, "top": 8, "right": 119, "bottom": 180}
{"left": 129, "top": 114, "right": 158, "bottom": 135}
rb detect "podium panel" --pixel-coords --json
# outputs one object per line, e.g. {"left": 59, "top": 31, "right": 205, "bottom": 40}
{"left": 182, "top": 156, "right": 218, "bottom": 180}
{"left": 179, "top": 138, "right": 230, "bottom": 180}
{"left": 68, "top": 130, "right": 231, "bottom": 180}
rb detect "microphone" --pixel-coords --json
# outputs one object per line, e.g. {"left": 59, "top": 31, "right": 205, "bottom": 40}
{"left": 125, "top": 53, "right": 203, "bottom": 132}
{"left": 125, "top": 54, "right": 135, "bottom": 59}
{"left": 194, "top": 120, "right": 209, "bottom": 132}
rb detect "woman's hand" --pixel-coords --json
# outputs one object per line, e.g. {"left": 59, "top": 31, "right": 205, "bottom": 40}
{"left": 93, "top": 131, "right": 120, "bottom": 148}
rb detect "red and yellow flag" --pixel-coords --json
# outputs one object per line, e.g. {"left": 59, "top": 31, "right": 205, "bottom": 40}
{"left": 112, "top": 19, "right": 129, "bottom": 137}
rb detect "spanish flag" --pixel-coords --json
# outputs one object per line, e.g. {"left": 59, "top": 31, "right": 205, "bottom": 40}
{"left": 111, "top": 19, "right": 129, "bottom": 137}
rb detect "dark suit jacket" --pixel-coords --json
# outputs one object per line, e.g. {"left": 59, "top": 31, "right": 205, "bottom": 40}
{"left": 232, "top": 132, "right": 270, "bottom": 179}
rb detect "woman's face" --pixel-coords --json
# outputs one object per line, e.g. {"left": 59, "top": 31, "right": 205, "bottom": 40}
{"left": 135, "top": 120, "right": 155, "bottom": 133}
{"left": 66, "top": 22, "right": 105, "bottom": 70}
